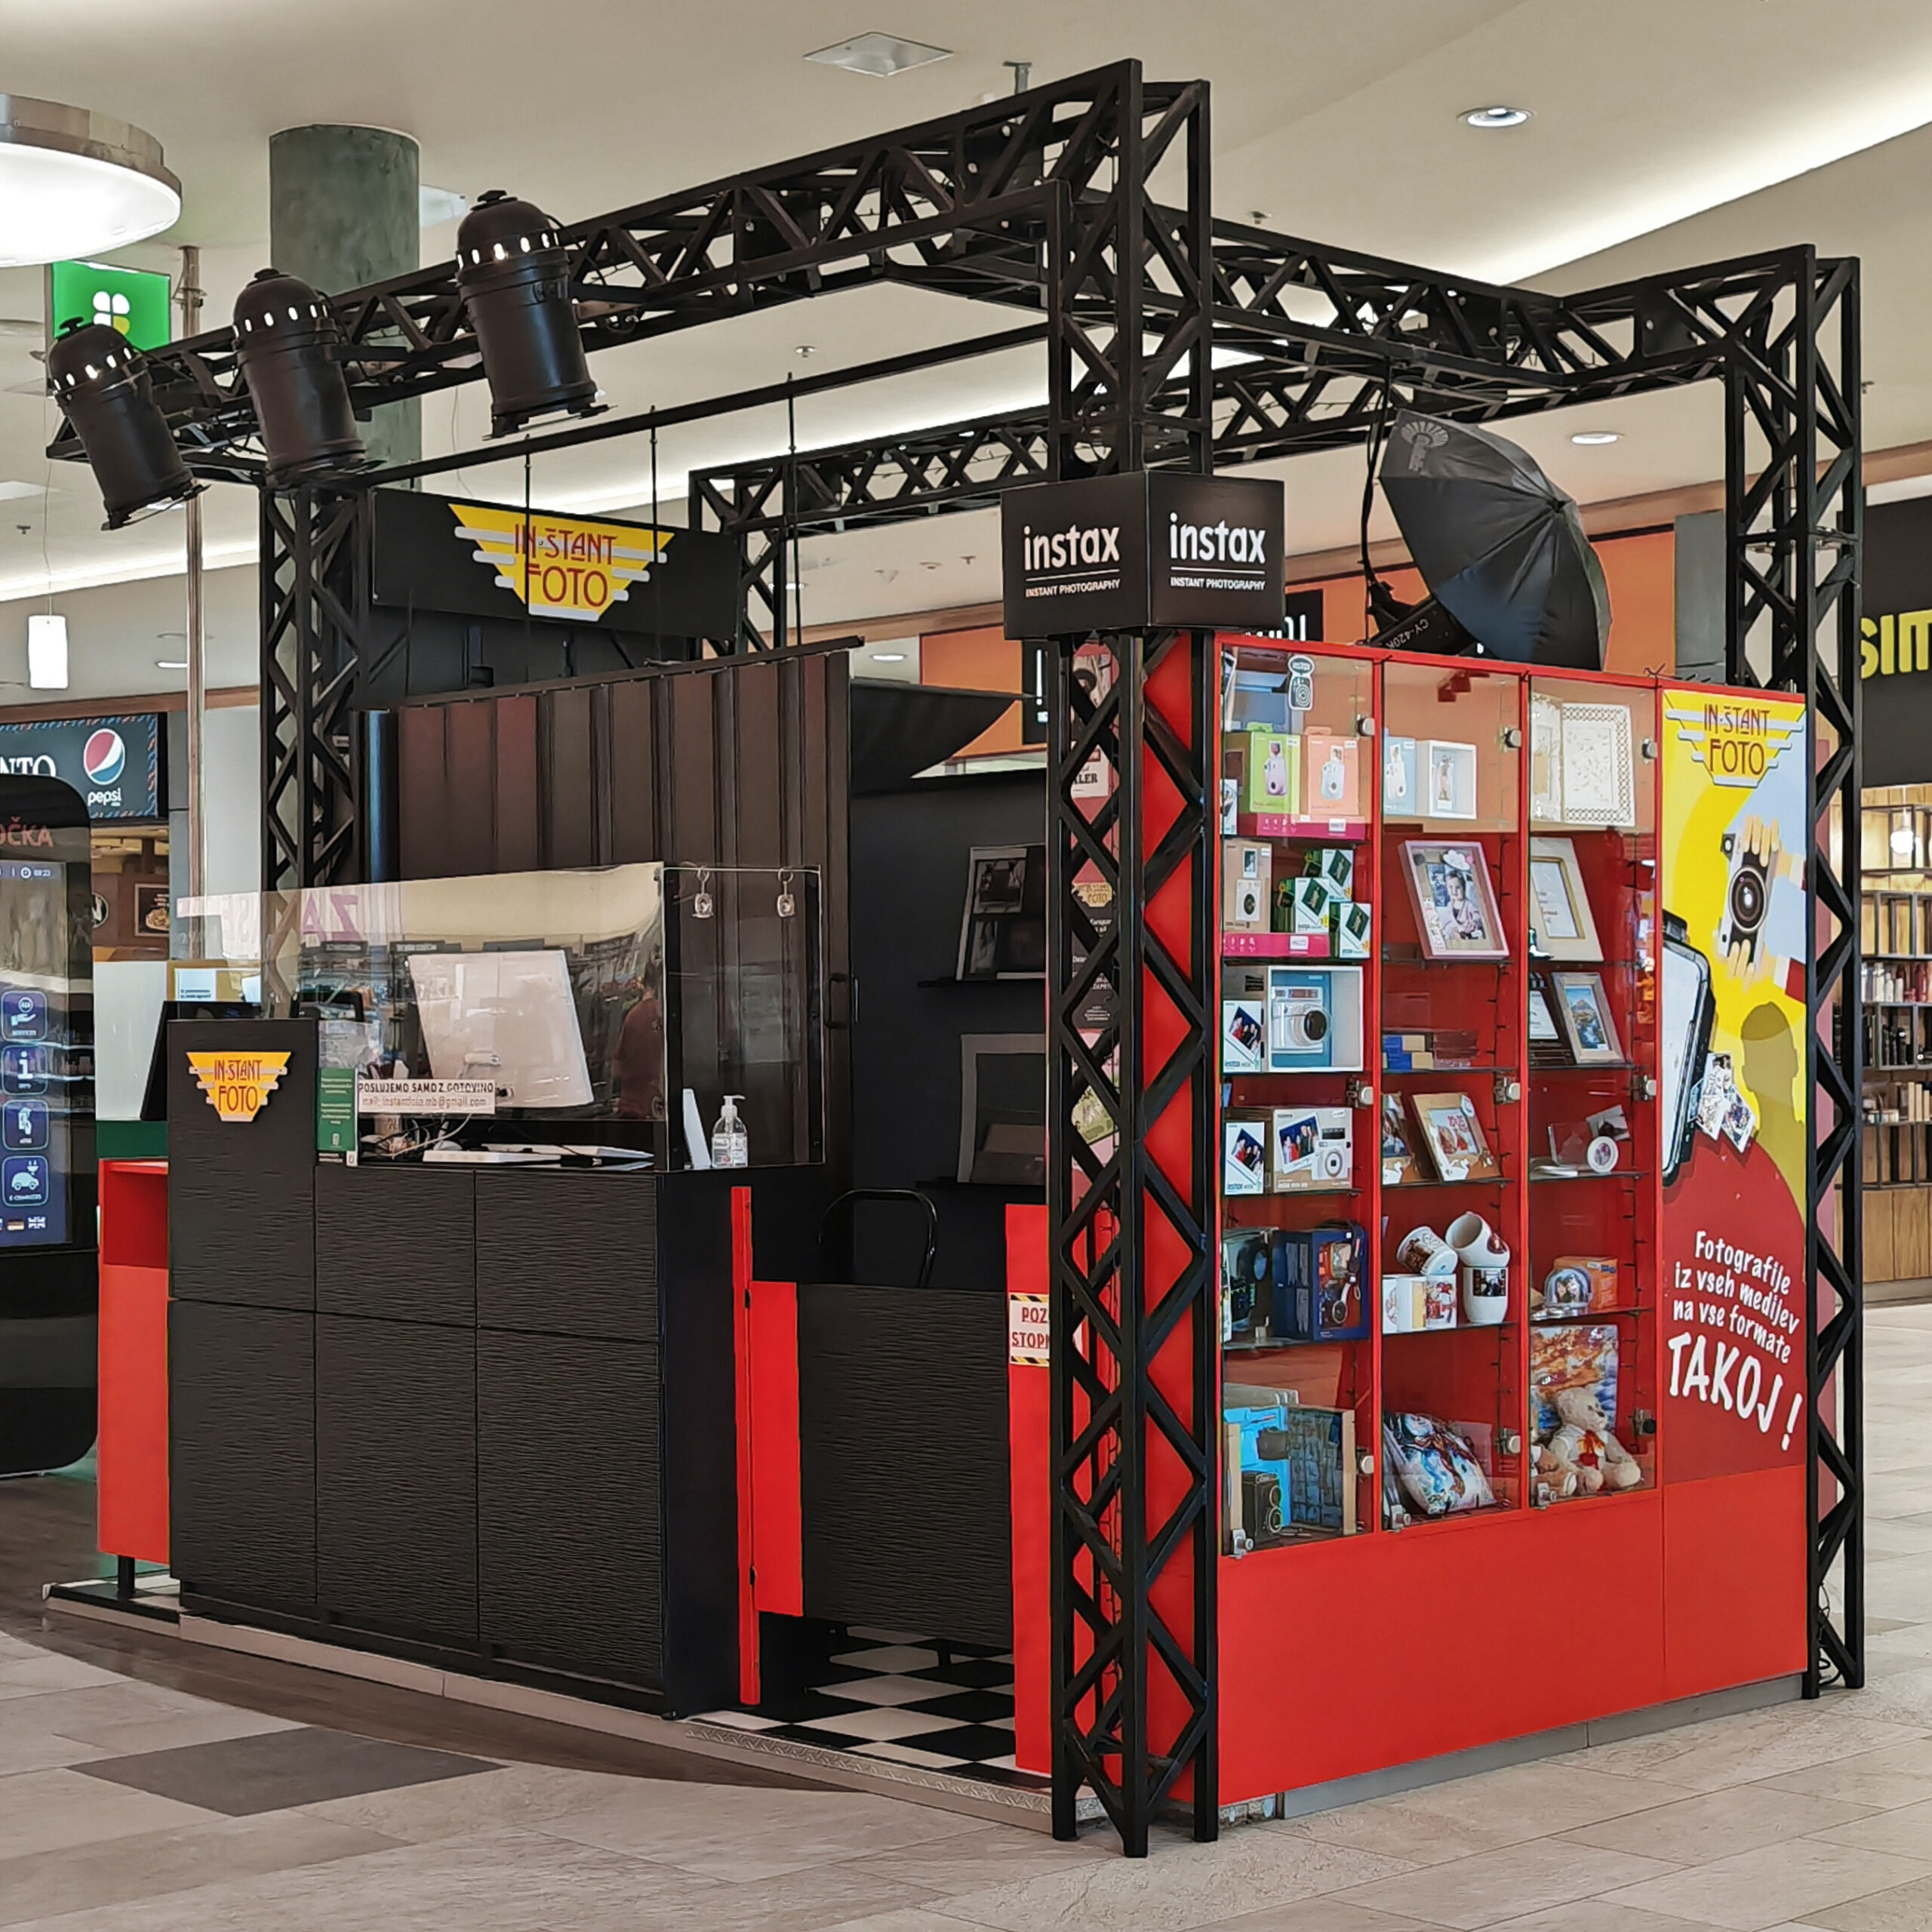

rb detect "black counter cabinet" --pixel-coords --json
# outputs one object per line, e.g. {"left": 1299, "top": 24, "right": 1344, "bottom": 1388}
{"left": 165, "top": 1019, "right": 742, "bottom": 1715}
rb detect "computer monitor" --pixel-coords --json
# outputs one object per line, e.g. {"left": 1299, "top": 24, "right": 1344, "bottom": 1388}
{"left": 407, "top": 949, "right": 594, "bottom": 1110}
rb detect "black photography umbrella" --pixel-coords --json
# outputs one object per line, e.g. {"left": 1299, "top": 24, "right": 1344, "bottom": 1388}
{"left": 1377, "top": 411, "right": 1610, "bottom": 669}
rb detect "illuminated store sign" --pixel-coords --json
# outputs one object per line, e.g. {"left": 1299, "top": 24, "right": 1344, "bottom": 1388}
{"left": 0, "top": 715, "right": 163, "bottom": 820}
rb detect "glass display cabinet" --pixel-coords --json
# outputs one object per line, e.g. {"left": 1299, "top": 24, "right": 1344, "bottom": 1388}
{"left": 177, "top": 862, "right": 823, "bottom": 1171}
{"left": 1216, "top": 641, "right": 1664, "bottom": 1554}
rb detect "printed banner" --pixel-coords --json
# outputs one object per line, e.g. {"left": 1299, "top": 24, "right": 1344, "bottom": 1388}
{"left": 1659, "top": 690, "right": 1809, "bottom": 1478}
{"left": 1008, "top": 1291, "right": 1050, "bottom": 1366}
{"left": 451, "top": 502, "right": 666, "bottom": 623}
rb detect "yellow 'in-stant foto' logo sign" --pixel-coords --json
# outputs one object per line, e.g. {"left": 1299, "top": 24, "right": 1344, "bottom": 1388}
{"left": 1662, "top": 697, "right": 1804, "bottom": 790}
{"left": 451, "top": 503, "right": 669, "bottom": 623}
{"left": 186, "top": 1051, "right": 291, "bottom": 1123}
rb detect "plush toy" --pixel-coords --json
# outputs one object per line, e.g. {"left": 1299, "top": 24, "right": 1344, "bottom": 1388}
{"left": 1543, "top": 1386, "right": 1641, "bottom": 1495}
{"left": 1534, "top": 1441, "right": 1577, "bottom": 1503}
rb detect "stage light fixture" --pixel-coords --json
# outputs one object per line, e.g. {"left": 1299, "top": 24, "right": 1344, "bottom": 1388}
{"left": 233, "top": 269, "right": 367, "bottom": 487}
{"left": 46, "top": 318, "right": 202, "bottom": 530}
{"left": 457, "top": 191, "right": 598, "bottom": 438}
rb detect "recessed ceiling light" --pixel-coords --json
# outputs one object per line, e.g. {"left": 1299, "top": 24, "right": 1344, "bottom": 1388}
{"left": 1462, "top": 105, "right": 1531, "bottom": 130}
{"left": 1571, "top": 430, "right": 1621, "bottom": 445}
{"left": 0, "top": 97, "right": 180, "bottom": 267}
{"left": 872, "top": 652, "right": 907, "bottom": 663}
{"left": 806, "top": 32, "right": 952, "bottom": 78}
{"left": 795, "top": 344, "right": 817, "bottom": 359}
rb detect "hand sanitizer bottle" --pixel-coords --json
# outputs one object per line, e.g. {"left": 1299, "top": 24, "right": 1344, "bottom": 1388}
{"left": 710, "top": 1094, "right": 749, "bottom": 1170}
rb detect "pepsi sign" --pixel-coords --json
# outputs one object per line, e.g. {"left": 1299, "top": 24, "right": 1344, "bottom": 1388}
{"left": 0, "top": 714, "right": 162, "bottom": 819}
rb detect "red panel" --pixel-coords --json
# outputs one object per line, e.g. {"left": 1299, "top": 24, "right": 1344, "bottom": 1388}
{"left": 97, "top": 1161, "right": 170, "bottom": 1566}
{"left": 1663, "top": 1466, "right": 1807, "bottom": 1700}
{"left": 1007, "top": 1202, "right": 1051, "bottom": 1776}
{"left": 731, "top": 1189, "right": 758, "bottom": 1703}
{"left": 1218, "top": 1494, "right": 1666, "bottom": 1802}
{"left": 749, "top": 1278, "right": 803, "bottom": 1619}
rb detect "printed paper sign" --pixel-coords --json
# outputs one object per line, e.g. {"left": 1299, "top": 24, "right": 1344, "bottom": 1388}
{"left": 356, "top": 1078, "right": 498, "bottom": 1116}
{"left": 186, "top": 1051, "right": 291, "bottom": 1124}
{"left": 1008, "top": 1291, "right": 1050, "bottom": 1366}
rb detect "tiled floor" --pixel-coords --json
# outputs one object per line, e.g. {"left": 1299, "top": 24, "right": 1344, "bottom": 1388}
{"left": 0, "top": 1302, "right": 1926, "bottom": 1928}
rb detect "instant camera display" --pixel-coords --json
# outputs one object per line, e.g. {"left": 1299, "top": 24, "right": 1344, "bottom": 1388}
{"left": 408, "top": 949, "right": 595, "bottom": 1110}
{"left": 1527, "top": 837, "right": 1603, "bottom": 961}
{"left": 1410, "top": 1091, "right": 1502, "bottom": 1182}
{"left": 1272, "top": 1106, "right": 1353, "bottom": 1190}
{"left": 1221, "top": 1229, "right": 1276, "bottom": 1338}
{"left": 1266, "top": 964, "right": 1364, "bottom": 1071}
{"left": 1550, "top": 971, "right": 1623, "bottom": 1065}
{"left": 955, "top": 844, "right": 1047, "bottom": 980}
{"left": 1401, "top": 841, "right": 1508, "bottom": 960}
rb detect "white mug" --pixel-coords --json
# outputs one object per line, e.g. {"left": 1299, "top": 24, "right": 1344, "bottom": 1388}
{"left": 1395, "top": 1225, "right": 1457, "bottom": 1278}
{"left": 1445, "top": 1211, "right": 1510, "bottom": 1269}
{"left": 1460, "top": 1260, "right": 1510, "bottom": 1327}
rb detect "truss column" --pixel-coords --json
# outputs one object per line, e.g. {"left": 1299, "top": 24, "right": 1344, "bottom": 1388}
{"left": 1048, "top": 626, "right": 1217, "bottom": 1853}
{"left": 259, "top": 487, "right": 368, "bottom": 890}
{"left": 1721, "top": 251, "right": 1864, "bottom": 1697}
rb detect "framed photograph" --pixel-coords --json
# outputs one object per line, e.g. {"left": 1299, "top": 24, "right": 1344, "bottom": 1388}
{"left": 1410, "top": 1091, "right": 1502, "bottom": 1183}
{"left": 1401, "top": 840, "right": 1509, "bottom": 961}
{"left": 1528, "top": 974, "right": 1571, "bottom": 1066}
{"left": 1527, "top": 836, "right": 1603, "bottom": 962}
{"left": 1550, "top": 971, "right": 1624, "bottom": 1066}
{"left": 1420, "top": 739, "right": 1478, "bottom": 820}
{"left": 956, "top": 844, "right": 1046, "bottom": 980}
{"left": 1380, "top": 1091, "right": 1423, "bottom": 1186}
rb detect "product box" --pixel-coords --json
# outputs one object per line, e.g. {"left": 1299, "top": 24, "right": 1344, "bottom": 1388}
{"left": 1383, "top": 734, "right": 1419, "bottom": 815}
{"left": 1276, "top": 1223, "right": 1371, "bottom": 1341}
{"left": 1300, "top": 728, "right": 1362, "bottom": 817}
{"left": 1305, "top": 847, "right": 1354, "bottom": 897}
{"left": 1286, "top": 875, "right": 1333, "bottom": 935}
{"left": 1266, "top": 964, "right": 1365, "bottom": 1072}
{"left": 1549, "top": 1254, "right": 1620, "bottom": 1313}
{"left": 1332, "top": 899, "right": 1371, "bottom": 959}
{"left": 1221, "top": 1230, "right": 1277, "bottom": 1339}
{"left": 1223, "top": 1114, "right": 1270, "bottom": 1195}
{"left": 1221, "top": 998, "right": 1266, "bottom": 1073}
{"left": 1272, "top": 1105, "right": 1353, "bottom": 1190}
{"left": 1223, "top": 838, "right": 1272, "bottom": 931}
{"left": 1225, "top": 729, "right": 1300, "bottom": 816}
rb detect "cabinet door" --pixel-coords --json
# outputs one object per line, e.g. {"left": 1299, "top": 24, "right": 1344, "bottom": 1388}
{"left": 475, "top": 1172, "right": 657, "bottom": 1340}
{"left": 170, "top": 1302, "right": 315, "bottom": 1611}
{"left": 317, "top": 1314, "right": 477, "bottom": 1640}
{"left": 316, "top": 1164, "right": 475, "bottom": 1326}
{"left": 477, "top": 1330, "right": 663, "bottom": 1689}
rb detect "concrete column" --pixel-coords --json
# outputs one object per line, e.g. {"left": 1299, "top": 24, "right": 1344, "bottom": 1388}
{"left": 269, "top": 125, "right": 420, "bottom": 469}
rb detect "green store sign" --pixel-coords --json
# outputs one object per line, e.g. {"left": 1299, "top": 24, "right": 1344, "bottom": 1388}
{"left": 46, "top": 260, "right": 172, "bottom": 353}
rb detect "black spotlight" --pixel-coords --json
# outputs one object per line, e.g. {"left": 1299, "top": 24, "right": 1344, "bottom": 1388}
{"left": 233, "top": 268, "right": 366, "bottom": 486}
{"left": 457, "top": 189, "right": 599, "bottom": 436}
{"left": 1374, "top": 411, "right": 1610, "bottom": 670}
{"left": 47, "top": 320, "right": 201, "bottom": 531}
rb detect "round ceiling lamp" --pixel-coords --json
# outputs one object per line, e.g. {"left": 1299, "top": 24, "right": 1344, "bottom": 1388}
{"left": 0, "top": 95, "right": 180, "bottom": 268}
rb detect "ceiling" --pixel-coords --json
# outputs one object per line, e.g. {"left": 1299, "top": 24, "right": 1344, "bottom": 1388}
{"left": 4, "top": 0, "right": 1932, "bottom": 698}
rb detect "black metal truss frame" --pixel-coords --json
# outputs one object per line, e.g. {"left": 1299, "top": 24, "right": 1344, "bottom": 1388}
{"left": 45, "top": 54, "right": 1863, "bottom": 1848}
{"left": 1048, "top": 625, "right": 1217, "bottom": 1854}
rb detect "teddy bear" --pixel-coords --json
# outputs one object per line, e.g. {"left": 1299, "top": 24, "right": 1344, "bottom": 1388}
{"left": 1542, "top": 1386, "right": 1642, "bottom": 1495}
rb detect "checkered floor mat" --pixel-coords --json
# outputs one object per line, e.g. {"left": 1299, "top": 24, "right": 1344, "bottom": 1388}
{"left": 691, "top": 1624, "right": 1040, "bottom": 1785}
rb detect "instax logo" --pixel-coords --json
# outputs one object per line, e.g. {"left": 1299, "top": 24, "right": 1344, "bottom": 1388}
{"left": 1022, "top": 522, "right": 1121, "bottom": 572}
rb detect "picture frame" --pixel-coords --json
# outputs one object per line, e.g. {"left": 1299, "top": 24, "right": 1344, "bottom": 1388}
{"left": 1550, "top": 971, "right": 1624, "bottom": 1066}
{"left": 1527, "top": 836, "right": 1603, "bottom": 962}
{"left": 1401, "top": 840, "right": 1509, "bottom": 961}
{"left": 956, "top": 844, "right": 1046, "bottom": 980}
{"left": 1409, "top": 1091, "right": 1502, "bottom": 1183}
{"left": 1380, "top": 1091, "right": 1424, "bottom": 1186}
{"left": 1558, "top": 703, "right": 1635, "bottom": 829}
{"left": 1527, "top": 974, "right": 1571, "bottom": 1066}
{"left": 1529, "top": 694, "right": 1562, "bottom": 824}
{"left": 1420, "top": 739, "right": 1478, "bottom": 820}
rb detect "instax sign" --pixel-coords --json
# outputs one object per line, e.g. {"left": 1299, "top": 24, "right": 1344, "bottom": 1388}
{"left": 1002, "top": 472, "right": 1284, "bottom": 635}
